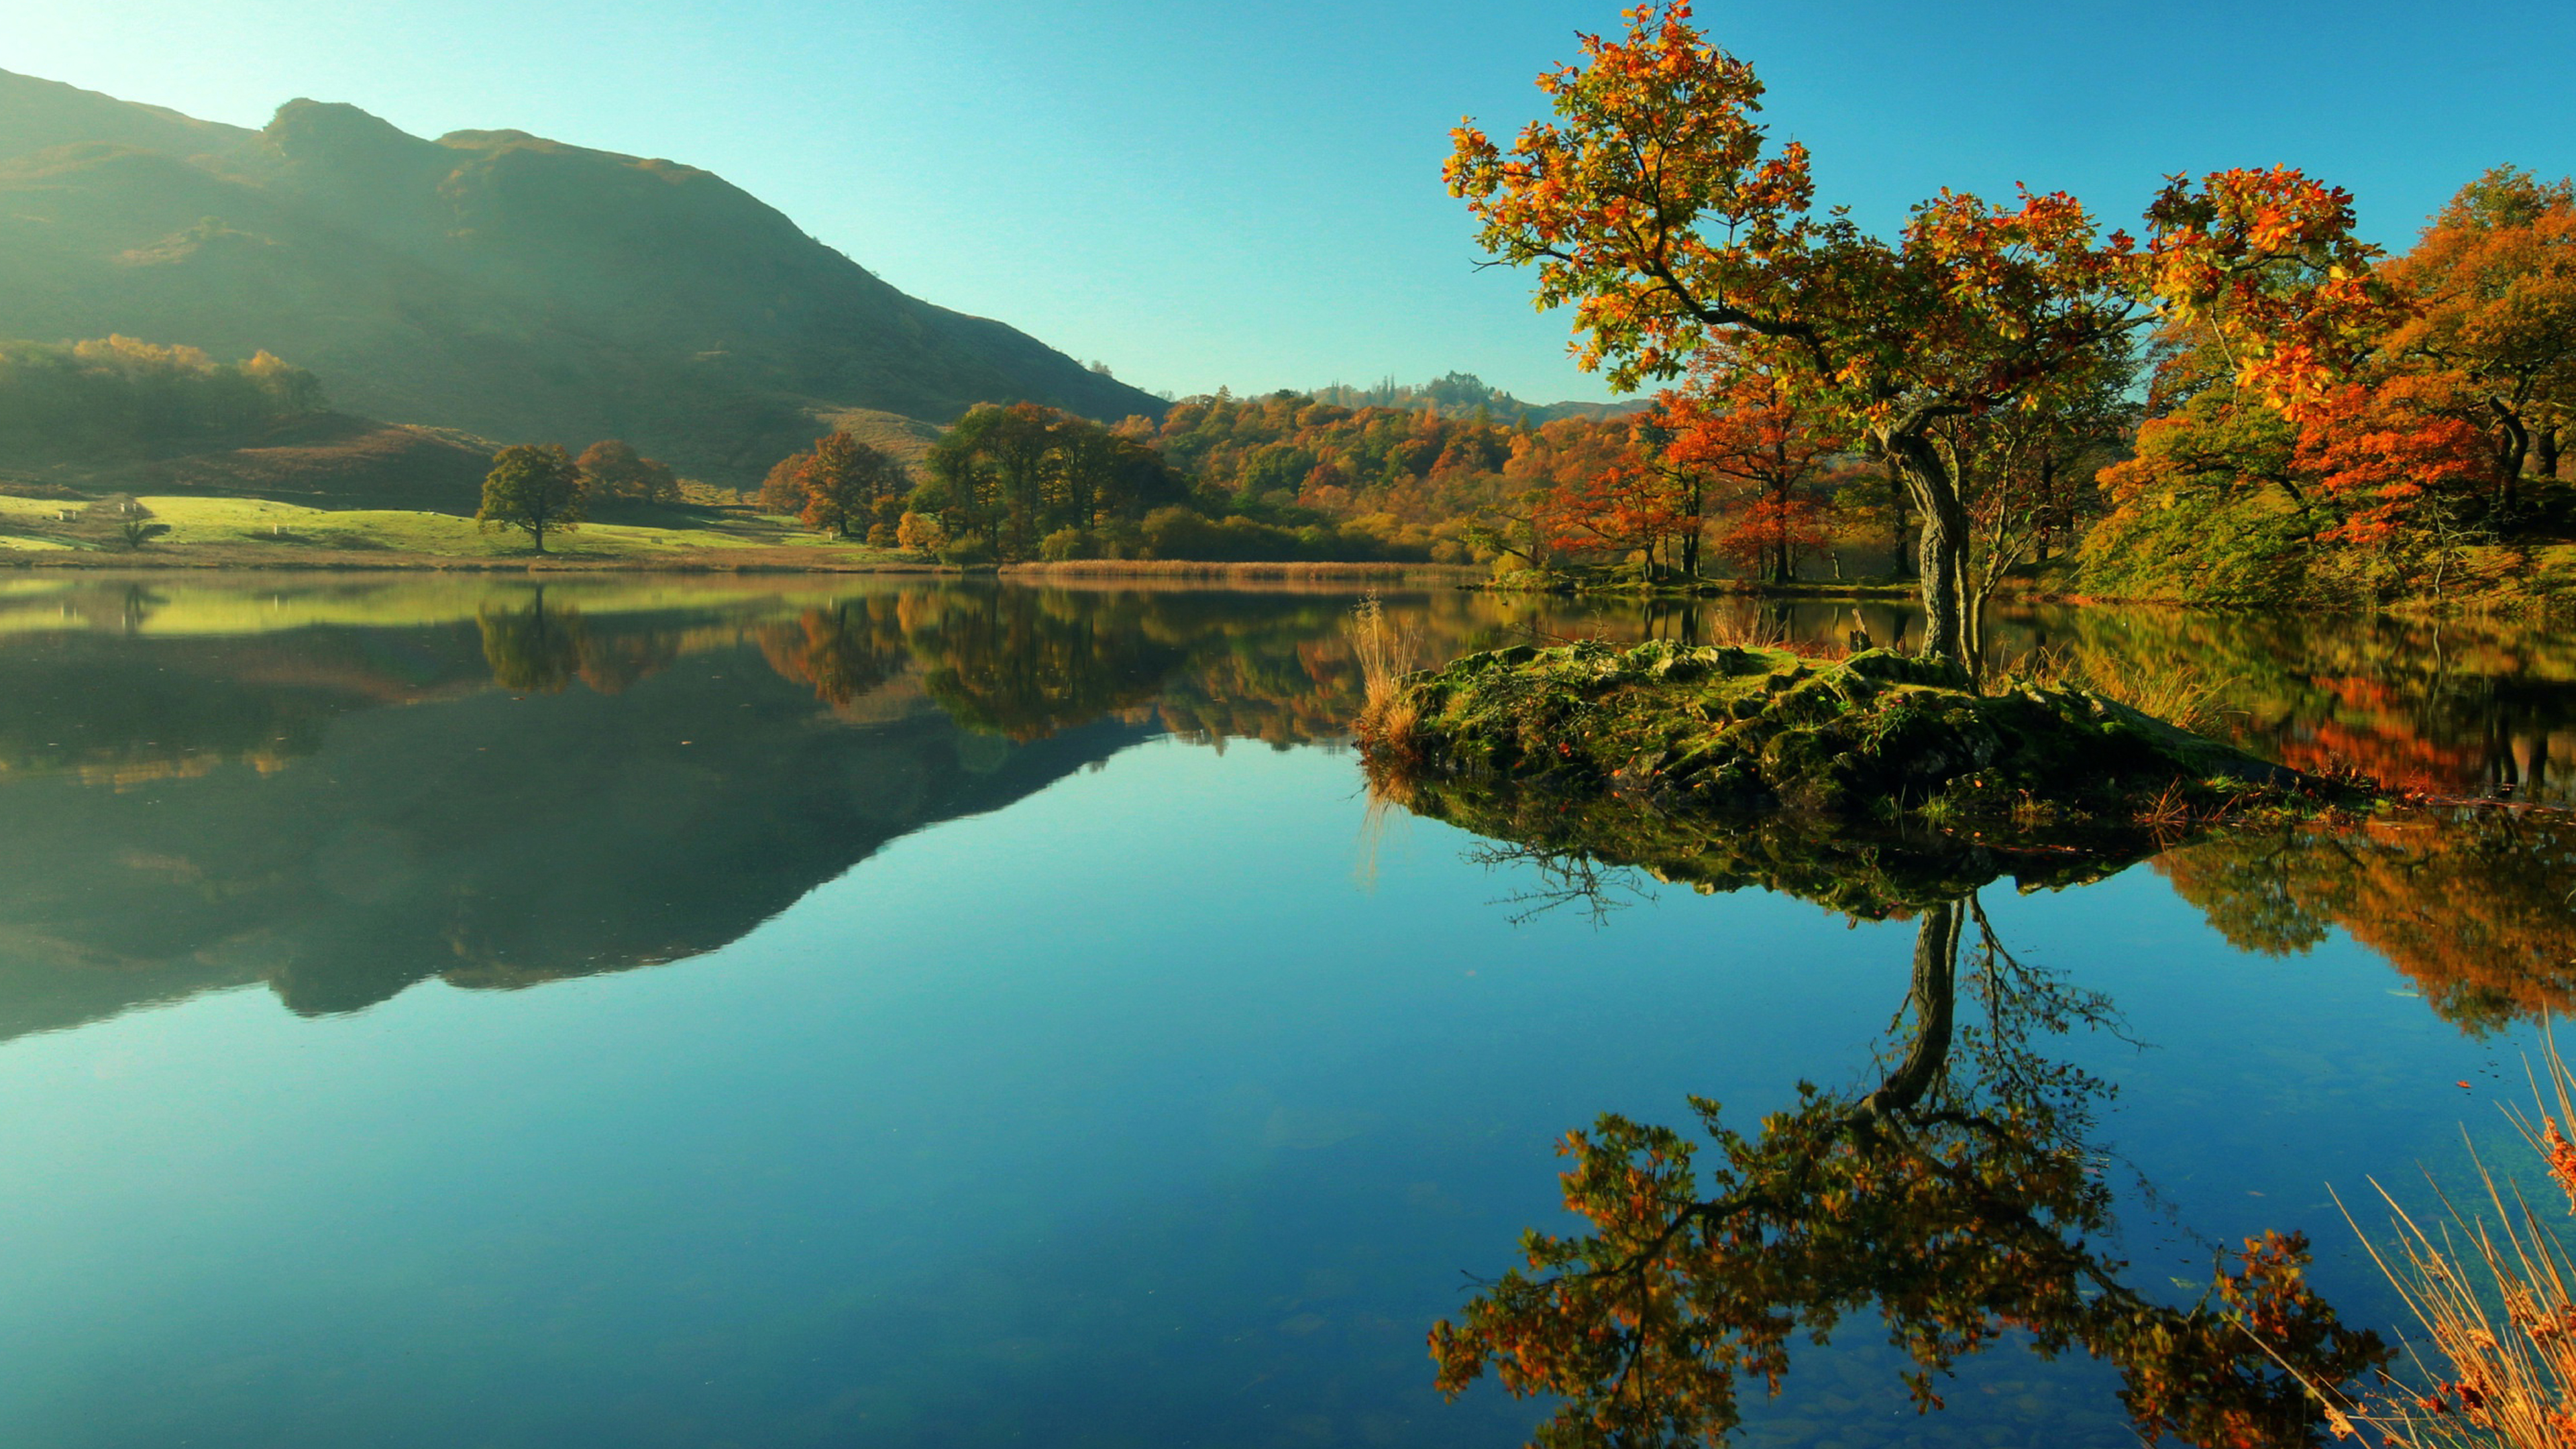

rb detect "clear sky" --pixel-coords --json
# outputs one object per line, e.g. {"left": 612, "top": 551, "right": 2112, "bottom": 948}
{"left": 14, "top": 0, "right": 2573, "bottom": 404}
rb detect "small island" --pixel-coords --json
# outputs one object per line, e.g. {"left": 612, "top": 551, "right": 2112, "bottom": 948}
{"left": 1360, "top": 636, "right": 2363, "bottom": 835}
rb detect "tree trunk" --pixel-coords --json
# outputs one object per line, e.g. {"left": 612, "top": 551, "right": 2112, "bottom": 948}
{"left": 1885, "top": 455, "right": 1913, "bottom": 578}
{"left": 1862, "top": 899, "right": 1961, "bottom": 1120}
{"left": 1886, "top": 431, "right": 1970, "bottom": 676}
{"left": 1682, "top": 482, "right": 1703, "bottom": 579}
{"left": 2538, "top": 426, "right": 2561, "bottom": 484}
{"left": 2491, "top": 398, "right": 2530, "bottom": 515}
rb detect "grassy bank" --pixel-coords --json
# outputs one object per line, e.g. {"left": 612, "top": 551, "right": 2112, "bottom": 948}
{"left": 0, "top": 494, "right": 939, "bottom": 571}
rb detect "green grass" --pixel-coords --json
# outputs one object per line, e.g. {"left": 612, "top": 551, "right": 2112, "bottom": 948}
{"left": 0, "top": 494, "right": 926, "bottom": 569}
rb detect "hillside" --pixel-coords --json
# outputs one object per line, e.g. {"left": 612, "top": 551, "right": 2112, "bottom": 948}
{"left": 0, "top": 70, "right": 1164, "bottom": 484}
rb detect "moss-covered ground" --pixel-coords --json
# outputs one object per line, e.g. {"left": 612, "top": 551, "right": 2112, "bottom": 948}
{"left": 1378, "top": 637, "right": 2363, "bottom": 827}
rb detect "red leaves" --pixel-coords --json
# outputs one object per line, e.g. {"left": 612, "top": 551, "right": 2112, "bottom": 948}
{"left": 2292, "top": 372, "right": 2489, "bottom": 545}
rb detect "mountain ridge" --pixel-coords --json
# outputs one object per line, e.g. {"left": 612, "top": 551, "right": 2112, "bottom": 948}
{"left": 0, "top": 69, "right": 1164, "bottom": 483}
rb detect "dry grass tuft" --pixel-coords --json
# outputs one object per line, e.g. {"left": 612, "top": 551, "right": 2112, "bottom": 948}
{"left": 2341, "top": 1030, "right": 2576, "bottom": 1447}
{"left": 2006, "top": 645, "right": 2233, "bottom": 735}
{"left": 1703, "top": 607, "right": 1848, "bottom": 659}
{"left": 1346, "top": 594, "right": 1423, "bottom": 755}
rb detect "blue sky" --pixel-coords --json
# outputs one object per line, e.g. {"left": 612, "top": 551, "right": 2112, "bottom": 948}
{"left": 15, "top": 0, "right": 2573, "bottom": 402}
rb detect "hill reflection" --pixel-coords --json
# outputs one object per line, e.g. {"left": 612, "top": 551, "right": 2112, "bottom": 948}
{"left": 0, "top": 579, "right": 1539, "bottom": 1038}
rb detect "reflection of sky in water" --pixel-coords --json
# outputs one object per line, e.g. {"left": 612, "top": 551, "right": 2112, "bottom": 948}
{"left": 0, "top": 733, "right": 2544, "bottom": 1448}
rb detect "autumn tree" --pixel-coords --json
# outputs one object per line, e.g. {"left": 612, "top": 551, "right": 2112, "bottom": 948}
{"left": 919, "top": 403, "right": 1189, "bottom": 560}
{"left": 757, "top": 450, "right": 812, "bottom": 515}
{"left": 796, "top": 431, "right": 908, "bottom": 542}
{"left": 1654, "top": 349, "right": 1849, "bottom": 584}
{"left": 1462, "top": 488, "right": 1561, "bottom": 574}
{"left": 2383, "top": 166, "right": 2576, "bottom": 509}
{"left": 2084, "top": 351, "right": 2491, "bottom": 602}
{"left": 1445, "top": 0, "right": 2396, "bottom": 676}
{"left": 1539, "top": 450, "right": 1703, "bottom": 576}
{"left": 476, "top": 443, "right": 586, "bottom": 553}
{"left": 1938, "top": 351, "right": 2134, "bottom": 667}
{"left": 573, "top": 439, "right": 680, "bottom": 503}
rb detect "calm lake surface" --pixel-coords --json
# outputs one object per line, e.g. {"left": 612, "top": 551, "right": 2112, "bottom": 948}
{"left": 0, "top": 573, "right": 2569, "bottom": 1447}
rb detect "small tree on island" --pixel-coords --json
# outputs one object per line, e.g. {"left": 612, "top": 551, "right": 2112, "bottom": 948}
{"left": 477, "top": 443, "right": 587, "bottom": 553}
{"left": 1445, "top": 0, "right": 2403, "bottom": 678}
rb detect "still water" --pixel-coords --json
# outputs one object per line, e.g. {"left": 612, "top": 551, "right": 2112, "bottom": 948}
{"left": 0, "top": 574, "right": 2567, "bottom": 1447}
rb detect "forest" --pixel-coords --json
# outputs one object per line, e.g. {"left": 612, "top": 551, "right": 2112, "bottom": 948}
{"left": 741, "top": 145, "right": 2575, "bottom": 600}
{"left": 0, "top": 336, "right": 323, "bottom": 454}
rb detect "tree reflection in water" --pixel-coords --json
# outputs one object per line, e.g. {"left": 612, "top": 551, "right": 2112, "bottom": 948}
{"left": 1428, "top": 829, "right": 2391, "bottom": 1446}
{"left": 2159, "top": 806, "right": 2576, "bottom": 1034}
{"left": 476, "top": 588, "right": 587, "bottom": 694}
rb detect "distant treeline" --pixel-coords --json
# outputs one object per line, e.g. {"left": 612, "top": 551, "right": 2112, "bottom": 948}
{"left": 0, "top": 337, "right": 324, "bottom": 453}
{"left": 1304, "top": 370, "right": 1646, "bottom": 425}
{"left": 758, "top": 401, "right": 1446, "bottom": 564}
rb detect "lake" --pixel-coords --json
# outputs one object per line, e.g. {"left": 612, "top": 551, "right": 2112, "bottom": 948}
{"left": 0, "top": 573, "right": 2567, "bottom": 1447}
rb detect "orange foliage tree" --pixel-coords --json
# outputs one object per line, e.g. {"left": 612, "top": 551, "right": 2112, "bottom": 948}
{"left": 1654, "top": 351, "right": 1849, "bottom": 583}
{"left": 2383, "top": 167, "right": 2576, "bottom": 508}
{"left": 2085, "top": 357, "right": 2493, "bottom": 601}
{"left": 1444, "top": 0, "right": 2396, "bottom": 670}
{"left": 796, "top": 430, "right": 909, "bottom": 543}
{"left": 2292, "top": 372, "right": 2491, "bottom": 549}
{"left": 574, "top": 439, "right": 680, "bottom": 504}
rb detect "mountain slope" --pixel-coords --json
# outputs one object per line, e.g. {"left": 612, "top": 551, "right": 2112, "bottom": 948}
{"left": 0, "top": 72, "right": 1163, "bottom": 483}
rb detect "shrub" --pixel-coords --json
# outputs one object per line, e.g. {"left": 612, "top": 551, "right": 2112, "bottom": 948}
{"left": 938, "top": 534, "right": 997, "bottom": 567}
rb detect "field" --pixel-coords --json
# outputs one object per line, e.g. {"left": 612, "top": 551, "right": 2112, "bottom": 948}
{"left": 0, "top": 494, "right": 937, "bottom": 571}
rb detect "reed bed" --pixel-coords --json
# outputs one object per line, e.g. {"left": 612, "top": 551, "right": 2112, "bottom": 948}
{"left": 1345, "top": 594, "right": 1422, "bottom": 756}
{"left": 2339, "top": 1032, "right": 2576, "bottom": 1446}
{"left": 2002, "top": 643, "right": 2233, "bottom": 735}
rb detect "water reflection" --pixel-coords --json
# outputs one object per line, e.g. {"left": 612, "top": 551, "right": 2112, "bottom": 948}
{"left": 2158, "top": 808, "right": 2576, "bottom": 1034}
{"left": 1371, "top": 721, "right": 2576, "bottom": 1441}
{"left": 0, "top": 574, "right": 2569, "bottom": 1446}
{"left": 1427, "top": 839, "right": 2393, "bottom": 1446}
{"left": 2, "top": 575, "right": 2571, "bottom": 1038}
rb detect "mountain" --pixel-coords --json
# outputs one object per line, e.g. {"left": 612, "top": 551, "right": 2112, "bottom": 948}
{"left": 0, "top": 70, "right": 1165, "bottom": 484}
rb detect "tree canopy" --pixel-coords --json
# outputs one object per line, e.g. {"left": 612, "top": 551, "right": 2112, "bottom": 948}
{"left": 475, "top": 443, "right": 586, "bottom": 553}
{"left": 1444, "top": 0, "right": 2398, "bottom": 667}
